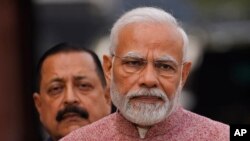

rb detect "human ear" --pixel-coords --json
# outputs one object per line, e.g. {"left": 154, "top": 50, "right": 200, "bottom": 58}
{"left": 103, "top": 55, "right": 112, "bottom": 83}
{"left": 33, "top": 92, "right": 42, "bottom": 114}
{"left": 181, "top": 62, "right": 192, "bottom": 87}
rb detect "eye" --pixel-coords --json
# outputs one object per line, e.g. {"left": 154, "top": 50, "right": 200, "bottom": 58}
{"left": 48, "top": 86, "right": 63, "bottom": 95}
{"left": 155, "top": 62, "right": 175, "bottom": 72}
{"left": 122, "top": 59, "right": 145, "bottom": 67}
{"left": 78, "top": 83, "right": 92, "bottom": 91}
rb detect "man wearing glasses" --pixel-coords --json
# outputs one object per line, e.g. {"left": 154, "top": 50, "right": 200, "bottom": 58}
{"left": 61, "top": 7, "right": 229, "bottom": 141}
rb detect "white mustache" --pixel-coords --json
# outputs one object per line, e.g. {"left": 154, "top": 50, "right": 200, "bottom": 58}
{"left": 126, "top": 88, "right": 167, "bottom": 102}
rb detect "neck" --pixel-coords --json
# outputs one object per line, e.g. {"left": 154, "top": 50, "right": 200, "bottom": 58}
{"left": 136, "top": 125, "right": 150, "bottom": 139}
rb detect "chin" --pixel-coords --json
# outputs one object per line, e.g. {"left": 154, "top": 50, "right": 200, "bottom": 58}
{"left": 68, "top": 124, "right": 82, "bottom": 131}
{"left": 60, "top": 125, "right": 82, "bottom": 137}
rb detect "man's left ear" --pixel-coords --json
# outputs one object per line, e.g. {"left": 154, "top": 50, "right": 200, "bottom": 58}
{"left": 181, "top": 62, "right": 192, "bottom": 87}
{"left": 33, "top": 92, "right": 42, "bottom": 114}
{"left": 103, "top": 55, "right": 112, "bottom": 83}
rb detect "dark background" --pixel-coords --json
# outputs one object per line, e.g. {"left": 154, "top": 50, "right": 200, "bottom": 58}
{"left": 0, "top": 0, "right": 249, "bottom": 140}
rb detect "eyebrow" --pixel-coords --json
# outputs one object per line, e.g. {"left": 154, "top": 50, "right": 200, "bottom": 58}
{"left": 155, "top": 55, "right": 178, "bottom": 65}
{"left": 74, "top": 76, "right": 87, "bottom": 81}
{"left": 47, "top": 75, "right": 88, "bottom": 84}
{"left": 48, "top": 77, "right": 64, "bottom": 84}
{"left": 121, "top": 52, "right": 179, "bottom": 66}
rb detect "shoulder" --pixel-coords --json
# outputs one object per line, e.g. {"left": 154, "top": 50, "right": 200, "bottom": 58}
{"left": 182, "top": 109, "right": 229, "bottom": 141}
{"left": 60, "top": 113, "right": 118, "bottom": 141}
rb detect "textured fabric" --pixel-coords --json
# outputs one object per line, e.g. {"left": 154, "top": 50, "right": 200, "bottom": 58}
{"left": 60, "top": 106, "right": 229, "bottom": 141}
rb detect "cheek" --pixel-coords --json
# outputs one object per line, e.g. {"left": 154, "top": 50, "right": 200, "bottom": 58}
{"left": 112, "top": 67, "right": 138, "bottom": 95}
{"left": 40, "top": 99, "right": 59, "bottom": 122}
{"left": 80, "top": 94, "right": 106, "bottom": 121}
{"left": 160, "top": 76, "right": 181, "bottom": 99}
{"left": 39, "top": 105, "right": 57, "bottom": 131}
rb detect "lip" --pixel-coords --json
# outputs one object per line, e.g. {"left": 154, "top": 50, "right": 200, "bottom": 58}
{"left": 130, "top": 96, "right": 163, "bottom": 104}
{"left": 62, "top": 113, "right": 81, "bottom": 121}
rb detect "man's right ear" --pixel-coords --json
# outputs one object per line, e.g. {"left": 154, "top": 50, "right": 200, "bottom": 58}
{"left": 103, "top": 55, "right": 112, "bottom": 82}
{"left": 33, "top": 92, "right": 42, "bottom": 113}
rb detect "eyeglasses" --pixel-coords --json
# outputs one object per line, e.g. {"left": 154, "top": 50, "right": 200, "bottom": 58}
{"left": 112, "top": 55, "right": 183, "bottom": 77}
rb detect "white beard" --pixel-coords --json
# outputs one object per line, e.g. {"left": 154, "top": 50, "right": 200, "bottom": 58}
{"left": 110, "top": 78, "right": 182, "bottom": 126}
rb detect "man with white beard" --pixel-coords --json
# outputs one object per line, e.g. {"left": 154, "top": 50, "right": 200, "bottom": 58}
{"left": 61, "top": 7, "right": 229, "bottom": 141}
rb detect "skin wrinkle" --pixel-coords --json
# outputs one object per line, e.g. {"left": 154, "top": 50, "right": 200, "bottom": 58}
{"left": 120, "top": 52, "right": 144, "bottom": 58}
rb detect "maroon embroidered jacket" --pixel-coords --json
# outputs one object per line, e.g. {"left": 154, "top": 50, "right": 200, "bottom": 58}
{"left": 60, "top": 106, "right": 229, "bottom": 141}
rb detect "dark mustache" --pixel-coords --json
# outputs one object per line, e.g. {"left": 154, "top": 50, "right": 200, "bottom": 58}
{"left": 56, "top": 105, "right": 89, "bottom": 122}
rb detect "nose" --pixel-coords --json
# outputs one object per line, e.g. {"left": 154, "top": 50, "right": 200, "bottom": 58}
{"left": 63, "top": 86, "right": 80, "bottom": 105}
{"left": 138, "top": 62, "right": 159, "bottom": 88}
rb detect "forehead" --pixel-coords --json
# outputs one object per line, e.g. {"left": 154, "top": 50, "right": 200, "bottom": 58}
{"left": 116, "top": 22, "right": 183, "bottom": 60}
{"left": 41, "top": 52, "right": 97, "bottom": 80}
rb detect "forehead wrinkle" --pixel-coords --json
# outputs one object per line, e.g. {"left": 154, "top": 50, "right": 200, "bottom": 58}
{"left": 122, "top": 51, "right": 144, "bottom": 58}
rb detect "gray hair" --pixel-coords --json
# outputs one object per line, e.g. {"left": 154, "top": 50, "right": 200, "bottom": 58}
{"left": 110, "top": 7, "right": 189, "bottom": 61}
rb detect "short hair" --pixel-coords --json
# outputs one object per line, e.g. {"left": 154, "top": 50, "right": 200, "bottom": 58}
{"left": 35, "top": 42, "right": 106, "bottom": 92}
{"left": 110, "top": 7, "right": 189, "bottom": 61}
